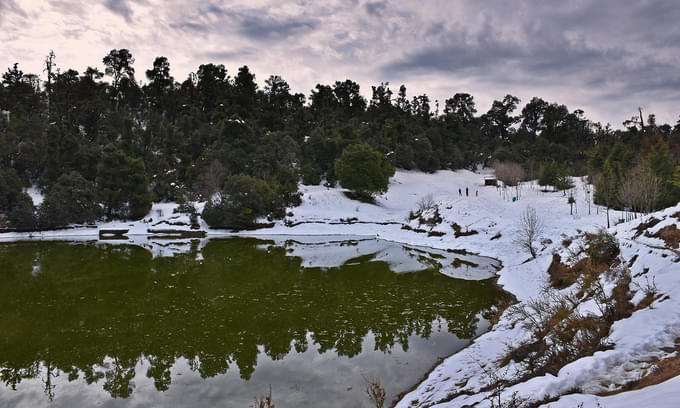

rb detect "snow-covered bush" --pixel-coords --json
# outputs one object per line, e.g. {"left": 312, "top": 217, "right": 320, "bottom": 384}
{"left": 585, "top": 229, "right": 620, "bottom": 264}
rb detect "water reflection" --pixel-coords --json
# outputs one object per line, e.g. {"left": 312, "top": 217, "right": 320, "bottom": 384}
{"left": 0, "top": 238, "right": 507, "bottom": 407}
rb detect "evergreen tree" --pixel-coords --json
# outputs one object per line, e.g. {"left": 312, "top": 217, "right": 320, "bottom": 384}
{"left": 0, "top": 167, "right": 23, "bottom": 212}
{"left": 39, "top": 171, "right": 100, "bottom": 228}
{"left": 645, "top": 138, "right": 679, "bottom": 206}
{"left": 335, "top": 143, "right": 395, "bottom": 200}
{"left": 6, "top": 193, "right": 36, "bottom": 230}
{"left": 538, "top": 162, "right": 557, "bottom": 191}
{"left": 201, "top": 174, "right": 273, "bottom": 229}
{"left": 97, "top": 144, "right": 152, "bottom": 220}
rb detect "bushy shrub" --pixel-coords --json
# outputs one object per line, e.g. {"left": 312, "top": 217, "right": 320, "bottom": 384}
{"left": 538, "top": 161, "right": 570, "bottom": 191}
{"left": 201, "top": 174, "right": 273, "bottom": 229}
{"left": 335, "top": 143, "right": 395, "bottom": 200}
{"left": 0, "top": 167, "right": 23, "bottom": 212}
{"left": 39, "top": 171, "right": 101, "bottom": 228}
{"left": 7, "top": 193, "right": 37, "bottom": 231}
{"left": 585, "top": 229, "right": 620, "bottom": 264}
{"left": 97, "top": 144, "right": 153, "bottom": 220}
{"left": 300, "top": 163, "right": 321, "bottom": 185}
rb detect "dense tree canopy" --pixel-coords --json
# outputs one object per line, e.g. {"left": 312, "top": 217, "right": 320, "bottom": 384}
{"left": 0, "top": 49, "right": 679, "bottom": 230}
{"left": 335, "top": 143, "right": 395, "bottom": 199}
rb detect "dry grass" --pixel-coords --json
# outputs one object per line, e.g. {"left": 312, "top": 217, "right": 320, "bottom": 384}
{"left": 451, "top": 222, "right": 478, "bottom": 237}
{"left": 647, "top": 224, "right": 680, "bottom": 249}
{"left": 599, "top": 338, "right": 680, "bottom": 396}
{"left": 633, "top": 217, "right": 661, "bottom": 238}
{"left": 502, "top": 234, "right": 632, "bottom": 383}
{"left": 548, "top": 253, "right": 611, "bottom": 291}
{"left": 547, "top": 254, "right": 576, "bottom": 289}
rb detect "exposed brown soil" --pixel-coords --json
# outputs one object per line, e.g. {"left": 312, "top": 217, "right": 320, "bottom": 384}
{"left": 633, "top": 217, "right": 661, "bottom": 238}
{"left": 548, "top": 254, "right": 609, "bottom": 290}
{"left": 647, "top": 224, "right": 680, "bottom": 248}
{"left": 451, "top": 222, "right": 478, "bottom": 238}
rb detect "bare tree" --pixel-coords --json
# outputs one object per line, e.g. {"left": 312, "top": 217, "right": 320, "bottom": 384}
{"left": 493, "top": 161, "right": 525, "bottom": 200}
{"left": 493, "top": 160, "right": 525, "bottom": 186}
{"left": 619, "top": 163, "right": 661, "bottom": 218}
{"left": 364, "top": 376, "right": 386, "bottom": 408}
{"left": 43, "top": 50, "right": 56, "bottom": 114}
{"left": 515, "top": 206, "right": 544, "bottom": 258}
{"left": 251, "top": 385, "right": 275, "bottom": 408}
{"left": 416, "top": 193, "right": 436, "bottom": 212}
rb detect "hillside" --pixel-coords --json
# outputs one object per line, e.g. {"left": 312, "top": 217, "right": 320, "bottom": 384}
{"left": 2, "top": 169, "right": 679, "bottom": 407}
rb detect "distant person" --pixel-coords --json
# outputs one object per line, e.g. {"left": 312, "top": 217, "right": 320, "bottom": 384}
{"left": 465, "top": 187, "right": 469, "bottom": 196}
{"left": 476, "top": 190, "right": 478, "bottom": 197}
{"left": 459, "top": 188, "right": 462, "bottom": 196}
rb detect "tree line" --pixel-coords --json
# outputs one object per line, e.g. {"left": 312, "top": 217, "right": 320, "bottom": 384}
{"left": 1, "top": 49, "right": 679, "bottom": 229}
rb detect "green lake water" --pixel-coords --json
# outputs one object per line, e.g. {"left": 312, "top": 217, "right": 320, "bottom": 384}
{"left": 0, "top": 237, "right": 508, "bottom": 407}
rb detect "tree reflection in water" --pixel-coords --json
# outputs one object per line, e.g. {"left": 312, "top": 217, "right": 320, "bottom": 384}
{"left": 0, "top": 238, "right": 508, "bottom": 401}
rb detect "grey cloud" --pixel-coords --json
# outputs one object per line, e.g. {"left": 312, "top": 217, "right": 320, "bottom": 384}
{"left": 169, "top": 21, "right": 207, "bottom": 33}
{"left": 201, "top": 48, "right": 256, "bottom": 62}
{"left": 168, "top": 3, "right": 319, "bottom": 42}
{"left": 229, "top": 11, "right": 318, "bottom": 41}
{"left": 2, "top": 0, "right": 680, "bottom": 125}
{"left": 0, "top": 0, "right": 27, "bottom": 21}
{"left": 50, "top": 0, "right": 86, "bottom": 17}
{"left": 103, "top": 0, "right": 133, "bottom": 21}
{"left": 365, "top": 1, "right": 387, "bottom": 16}
{"left": 380, "top": 0, "right": 680, "bottom": 121}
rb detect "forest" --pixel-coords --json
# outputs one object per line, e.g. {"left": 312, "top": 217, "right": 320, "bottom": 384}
{"left": 1, "top": 49, "right": 679, "bottom": 230}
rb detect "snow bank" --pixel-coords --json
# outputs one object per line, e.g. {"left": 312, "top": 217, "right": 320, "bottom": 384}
{"left": 3, "top": 170, "right": 679, "bottom": 406}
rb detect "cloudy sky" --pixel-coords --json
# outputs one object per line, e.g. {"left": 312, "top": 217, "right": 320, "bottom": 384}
{"left": 2, "top": 0, "right": 679, "bottom": 126}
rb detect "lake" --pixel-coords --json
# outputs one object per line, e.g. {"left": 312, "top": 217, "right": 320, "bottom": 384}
{"left": 0, "top": 237, "right": 508, "bottom": 407}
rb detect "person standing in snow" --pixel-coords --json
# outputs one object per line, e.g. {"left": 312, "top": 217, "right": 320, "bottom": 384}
{"left": 465, "top": 187, "right": 469, "bottom": 196}
{"left": 459, "top": 188, "right": 462, "bottom": 196}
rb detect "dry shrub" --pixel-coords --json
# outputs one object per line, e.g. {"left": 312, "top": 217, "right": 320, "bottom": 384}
{"left": 549, "top": 252, "right": 612, "bottom": 291}
{"left": 634, "top": 276, "right": 659, "bottom": 310}
{"left": 633, "top": 217, "right": 661, "bottom": 238}
{"left": 493, "top": 160, "right": 525, "bottom": 186}
{"left": 251, "top": 386, "right": 275, "bottom": 408}
{"left": 508, "top": 290, "right": 572, "bottom": 340}
{"left": 585, "top": 229, "right": 620, "bottom": 264}
{"left": 647, "top": 224, "right": 680, "bottom": 248}
{"left": 364, "top": 376, "right": 386, "bottom": 408}
{"left": 547, "top": 254, "right": 575, "bottom": 289}
{"left": 505, "top": 263, "right": 631, "bottom": 380}
{"left": 605, "top": 272, "right": 634, "bottom": 322}
{"left": 600, "top": 339, "right": 680, "bottom": 396}
{"left": 452, "top": 222, "right": 478, "bottom": 237}
{"left": 417, "top": 193, "right": 436, "bottom": 212}
{"left": 505, "top": 291, "right": 614, "bottom": 379}
{"left": 409, "top": 194, "right": 443, "bottom": 227}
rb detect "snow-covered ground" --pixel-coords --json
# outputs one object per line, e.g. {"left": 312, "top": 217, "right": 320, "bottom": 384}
{"left": 3, "top": 169, "right": 679, "bottom": 407}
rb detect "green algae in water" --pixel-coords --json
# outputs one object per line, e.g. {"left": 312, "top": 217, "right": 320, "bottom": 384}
{"left": 0, "top": 238, "right": 509, "bottom": 407}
